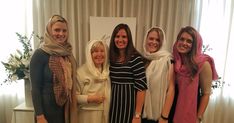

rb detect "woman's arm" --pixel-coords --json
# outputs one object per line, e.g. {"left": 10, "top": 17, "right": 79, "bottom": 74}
{"left": 76, "top": 71, "right": 87, "bottom": 104}
{"left": 132, "top": 90, "right": 146, "bottom": 123}
{"left": 76, "top": 72, "right": 104, "bottom": 104}
{"left": 30, "top": 49, "right": 46, "bottom": 116}
{"left": 197, "top": 61, "right": 212, "bottom": 122}
{"left": 132, "top": 55, "right": 148, "bottom": 123}
{"left": 159, "top": 63, "right": 175, "bottom": 122}
{"left": 30, "top": 49, "right": 48, "bottom": 123}
{"left": 135, "top": 90, "right": 146, "bottom": 114}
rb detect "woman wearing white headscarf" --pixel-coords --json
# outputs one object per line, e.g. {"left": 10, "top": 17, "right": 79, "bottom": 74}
{"left": 142, "top": 27, "right": 175, "bottom": 123}
{"left": 76, "top": 40, "right": 110, "bottom": 123}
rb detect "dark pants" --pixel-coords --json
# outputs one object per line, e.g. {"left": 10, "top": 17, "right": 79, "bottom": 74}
{"left": 142, "top": 118, "right": 158, "bottom": 123}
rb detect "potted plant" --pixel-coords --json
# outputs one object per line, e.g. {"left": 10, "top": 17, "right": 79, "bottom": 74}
{"left": 1, "top": 32, "right": 42, "bottom": 107}
{"left": 1, "top": 32, "right": 42, "bottom": 83}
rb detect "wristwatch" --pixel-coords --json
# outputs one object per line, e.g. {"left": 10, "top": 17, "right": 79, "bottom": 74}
{"left": 198, "top": 116, "right": 203, "bottom": 122}
{"left": 134, "top": 112, "right": 141, "bottom": 119}
{"left": 161, "top": 114, "right": 169, "bottom": 120}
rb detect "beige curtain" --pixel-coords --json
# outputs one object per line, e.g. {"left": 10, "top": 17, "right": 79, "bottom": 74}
{"left": 0, "top": 0, "right": 32, "bottom": 123}
{"left": 32, "top": 0, "right": 196, "bottom": 65}
{"left": 195, "top": 0, "right": 234, "bottom": 123}
{"left": 0, "top": 84, "right": 24, "bottom": 123}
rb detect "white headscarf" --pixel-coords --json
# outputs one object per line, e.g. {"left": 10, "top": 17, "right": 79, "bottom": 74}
{"left": 85, "top": 40, "right": 109, "bottom": 79}
{"left": 143, "top": 26, "right": 172, "bottom": 60}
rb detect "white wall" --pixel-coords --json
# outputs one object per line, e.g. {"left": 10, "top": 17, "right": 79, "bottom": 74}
{"left": 90, "top": 17, "right": 136, "bottom": 46}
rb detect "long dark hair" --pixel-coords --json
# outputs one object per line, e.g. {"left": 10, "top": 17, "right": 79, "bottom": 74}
{"left": 109, "top": 23, "right": 140, "bottom": 63}
{"left": 176, "top": 26, "right": 198, "bottom": 77}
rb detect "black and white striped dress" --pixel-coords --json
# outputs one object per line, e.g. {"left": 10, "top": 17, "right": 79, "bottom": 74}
{"left": 109, "top": 55, "right": 147, "bottom": 123}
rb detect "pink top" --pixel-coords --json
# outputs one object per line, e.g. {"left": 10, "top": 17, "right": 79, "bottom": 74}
{"left": 173, "top": 29, "right": 218, "bottom": 123}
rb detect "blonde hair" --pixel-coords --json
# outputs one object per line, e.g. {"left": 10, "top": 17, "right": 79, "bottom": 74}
{"left": 91, "top": 41, "right": 105, "bottom": 53}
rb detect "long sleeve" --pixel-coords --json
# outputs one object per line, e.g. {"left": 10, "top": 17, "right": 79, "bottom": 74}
{"left": 30, "top": 49, "right": 51, "bottom": 115}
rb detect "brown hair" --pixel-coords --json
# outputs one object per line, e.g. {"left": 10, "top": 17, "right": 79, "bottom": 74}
{"left": 109, "top": 23, "right": 140, "bottom": 63}
{"left": 176, "top": 26, "right": 198, "bottom": 76}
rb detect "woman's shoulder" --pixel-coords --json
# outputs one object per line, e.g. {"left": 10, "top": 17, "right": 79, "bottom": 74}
{"left": 77, "top": 64, "right": 91, "bottom": 77}
{"left": 33, "top": 48, "right": 49, "bottom": 56}
{"left": 77, "top": 64, "right": 87, "bottom": 77}
{"left": 31, "top": 48, "right": 50, "bottom": 61}
{"left": 129, "top": 54, "right": 147, "bottom": 67}
{"left": 130, "top": 54, "right": 143, "bottom": 61}
{"left": 131, "top": 53, "right": 144, "bottom": 59}
{"left": 77, "top": 64, "right": 87, "bottom": 73}
{"left": 201, "top": 61, "right": 211, "bottom": 70}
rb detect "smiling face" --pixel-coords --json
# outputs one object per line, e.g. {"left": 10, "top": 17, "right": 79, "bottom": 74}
{"left": 91, "top": 43, "right": 105, "bottom": 68}
{"left": 176, "top": 32, "right": 193, "bottom": 54}
{"left": 114, "top": 29, "right": 128, "bottom": 50}
{"left": 51, "top": 21, "right": 68, "bottom": 45}
{"left": 146, "top": 31, "right": 161, "bottom": 53}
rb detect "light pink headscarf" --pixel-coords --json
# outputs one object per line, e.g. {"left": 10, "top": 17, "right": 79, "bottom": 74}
{"left": 173, "top": 26, "right": 218, "bottom": 123}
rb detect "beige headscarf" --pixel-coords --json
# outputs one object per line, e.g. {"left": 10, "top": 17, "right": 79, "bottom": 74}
{"left": 40, "top": 15, "right": 78, "bottom": 123}
{"left": 142, "top": 27, "right": 172, "bottom": 120}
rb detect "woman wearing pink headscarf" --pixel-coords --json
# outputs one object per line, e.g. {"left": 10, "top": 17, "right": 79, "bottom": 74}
{"left": 172, "top": 26, "right": 218, "bottom": 123}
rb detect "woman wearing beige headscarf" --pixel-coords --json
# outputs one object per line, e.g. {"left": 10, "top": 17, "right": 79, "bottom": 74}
{"left": 30, "top": 15, "right": 77, "bottom": 123}
{"left": 76, "top": 40, "right": 110, "bottom": 123}
{"left": 142, "top": 27, "right": 175, "bottom": 123}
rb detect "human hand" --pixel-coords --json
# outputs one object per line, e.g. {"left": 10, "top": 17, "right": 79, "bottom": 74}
{"left": 197, "top": 116, "right": 203, "bottom": 123}
{"left": 36, "top": 114, "right": 48, "bottom": 123}
{"left": 159, "top": 117, "right": 168, "bottom": 123}
{"left": 88, "top": 95, "right": 105, "bottom": 104}
{"left": 132, "top": 117, "right": 141, "bottom": 123}
{"left": 196, "top": 118, "right": 202, "bottom": 123}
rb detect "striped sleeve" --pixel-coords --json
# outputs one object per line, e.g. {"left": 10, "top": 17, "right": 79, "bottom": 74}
{"left": 130, "top": 55, "right": 147, "bottom": 91}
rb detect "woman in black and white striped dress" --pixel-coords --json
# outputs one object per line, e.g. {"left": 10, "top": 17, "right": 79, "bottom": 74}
{"left": 109, "top": 23, "right": 148, "bottom": 123}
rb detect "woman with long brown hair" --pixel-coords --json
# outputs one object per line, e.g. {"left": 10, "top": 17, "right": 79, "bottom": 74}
{"left": 108, "top": 23, "right": 147, "bottom": 123}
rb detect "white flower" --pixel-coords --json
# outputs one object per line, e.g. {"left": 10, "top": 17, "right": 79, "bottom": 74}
{"left": 11, "top": 75, "right": 18, "bottom": 81}
{"left": 21, "top": 57, "right": 29, "bottom": 66}
{"left": 1, "top": 32, "right": 42, "bottom": 83}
